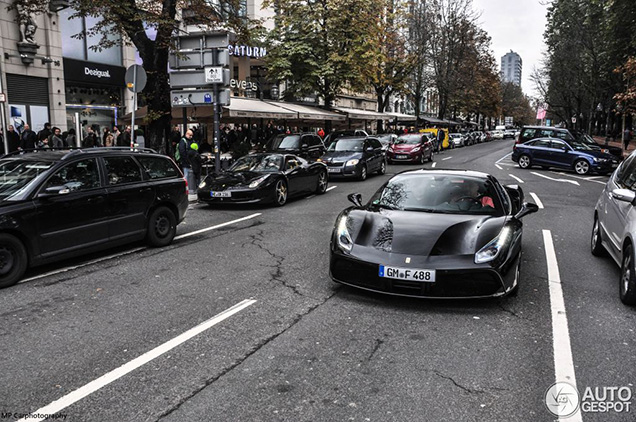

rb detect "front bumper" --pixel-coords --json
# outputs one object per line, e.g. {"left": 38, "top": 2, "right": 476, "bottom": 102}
{"left": 329, "top": 250, "right": 519, "bottom": 299}
{"left": 591, "top": 160, "right": 619, "bottom": 173}
{"left": 197, "top": 187, "right": 269, "bottom": 204}
{"left": 387, "top": 151, "right": 421, "bottom": 162}
{"left": 326, "top": 164, "right": 362, "bottom": 178}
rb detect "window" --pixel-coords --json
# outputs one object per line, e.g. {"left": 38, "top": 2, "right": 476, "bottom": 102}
{"left": 532, "top": 139, "right": 551, "bottom": 148}
{"left": 521, "top": 129, "right": 537, "bottom": 142}
{"left": 539, "top": 129, "right": 554, "bottom": 138}
{"left": 369, "top": 139, "right": 382, "bottom": 149}
{"left": 138, "top": 156, "right": 179, "bottom": 179}
{"left": 44, "top": 159, "right": 100, "bottom": 192}
{"left": 60, "top": 8, "right": 122, "bottom": 66}
{"left": 104, "top": 157, "right": 143, "bottom": 185}
{"left": 551, "top": 141, "right": 568, "bottom": 150}
{"left": 285, "top": 157, "right": 301, "bottom": 170}
{"left": 616, "top": 156, "right": 636, "bottom": 190}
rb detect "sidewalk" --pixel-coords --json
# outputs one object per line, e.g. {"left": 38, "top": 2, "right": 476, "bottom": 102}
{"left": 593, "top": 135, "right": 635, "bottom": 158}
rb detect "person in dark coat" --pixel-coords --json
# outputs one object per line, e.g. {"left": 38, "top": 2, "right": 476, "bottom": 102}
{"left": 82, "top": 127, "right": 98, "bottom": 148}
{"left": 49, "top": 127, "right": 64, "bottom": 148}
{"left": 6, "top": 125, "right": 20, "bottom": 152}
{"left": 37, "top": 123, "right": 51, "bottom": 144}
{"left": 170, "top": 125, "right": 181, "bottom": 158}
{"left": 19, "top": 124, "right": 37, "bottom": 150}
{"left": 66, "top": 128, "right": 77, "bottom": 147}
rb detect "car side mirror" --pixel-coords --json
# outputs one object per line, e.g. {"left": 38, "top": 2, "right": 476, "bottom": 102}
{"left": 611, "top": 188, "right": 636, "bottom": 205}
{"left": 366, "top": 146, "right": 374, "bottom": 152}
{"left": 38, "top": 186, "right": 70, "bottom": 198}
{"left": 301, "top": 144, "right": 308, "bottom": 151}
{"left": 514, "top": 202, "right": 539, "bottom": 219}
{"left": 347, "top": 193, "right": 363, "bottom": 207}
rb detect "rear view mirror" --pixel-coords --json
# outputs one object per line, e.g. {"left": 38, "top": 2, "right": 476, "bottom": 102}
{"left": 611, "top": 189, "right": 636, "bottom": 205}
{"left": 366, "top": 146, "right": 374, "bottom": 152}
{"left": 38, "top": 186, "right": 70, "bottom": 198}
{"left": 301, "top": 144, "right": 308, "bottom": 151}
{"left": 514, "top": 202, "right": 539, "bottom": 219}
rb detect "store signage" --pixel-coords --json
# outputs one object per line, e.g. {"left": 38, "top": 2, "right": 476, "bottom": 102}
{"left": 85, "top": 67, "right": 111, "bottom": 79}
{"left": 63, "top": 58, "right": 125, "bottom": 87}
{"left": 230, "top": 79, "right": 258, "bottom": 91}
{"left": 228, "top": 45, "right": 267, "bottom": 58}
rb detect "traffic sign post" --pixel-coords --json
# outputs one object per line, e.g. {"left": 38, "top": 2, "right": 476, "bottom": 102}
{"left": 125, "top": 65, "right": 147, "bottom": 148}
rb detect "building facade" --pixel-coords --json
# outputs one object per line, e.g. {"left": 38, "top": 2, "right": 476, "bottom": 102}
{"left": 501, "top": 50, "right": 522, "bottom": 86}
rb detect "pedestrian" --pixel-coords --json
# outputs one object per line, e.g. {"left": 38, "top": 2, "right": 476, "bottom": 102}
{"left": 170, "top": 125, "right": 181, "bottom": 158}
{"left": 6, "top": 125, "right": 19, "bottom": 152}
{"left": 66, "top": 128, "right": 77, "bottom": 147}
{"left": 83, "top": 127, "right": 97, "bottom": 148}
{"left": 37, "top": 122, "right": 52, "bottom": 144}
{"left": 188, "top": 140, "right": 203, "bottom": 189}
{"left": 19, "top": 123, "right": 37, "bottom": 150}
{"left": 178, "top": 130, "right": 195, "bottom": 194}
{"left": 102, "top": 127, "right": 110, "bottom": 146}
{"left": 437, "top": 128, "right": 444, "bottom": 152}
{"left": 120, "top": 126, "right": 132, "bottom": 147}
{"left": 317, "top": 128, "right": 325, "bottom": 138}
{"left": 624, "top": 127, "right": 632, "bottom": 150}
{"left": 104, "top": 133, "right": 115, "bottom": 147}
{"left": 49, "top": 127, "right": 64, "bottom": 148}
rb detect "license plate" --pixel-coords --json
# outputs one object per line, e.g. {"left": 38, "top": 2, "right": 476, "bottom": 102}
{"left": 396, "top": 155, "right": 408, "bottom": 159}
{"left": 210, "top": 191, "right": 231, "bottom": 198}
{"left": 328, "top": 167, "right": 341, "bottom": 173}
{"left": 379, "top": 265, "right": 435, "bottom": 282}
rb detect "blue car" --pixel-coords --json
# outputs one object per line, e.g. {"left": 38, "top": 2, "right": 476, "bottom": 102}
{"left": 511, "top": 137, "right": 619, "bottom": 175}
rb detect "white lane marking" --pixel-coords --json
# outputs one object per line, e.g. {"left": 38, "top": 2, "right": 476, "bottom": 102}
{"left": 432, "top": 162, "right": 437, "bottom": 168}
{"left": 442, "top": 156, "right": 452, "bottom": 161}
{"left": 542, "top": 230, "right": 582, "bottom": 422}
{"left": 508, "top": 174, "right": 525, "bottom": 184}
{"left": 174, "top": 213, "right": 262, "bottom": 240}
{"left": 587, "top": 176, "right": 603, "bottom": 180}
{"left": 17, "top": 299, "right": 257, "bottom": 422}
{"left": 495, "top": 164, "right": 503, "bottom": 170}
{"left": 19, "top": 214, "right": 262, "bottom": 284}
{"left": 326, "top": 185, "right": 337, "bottom": 192}
{"left": 552, "top": 171, "right": 607, "bottom": 185}
{"left": 496, "top": 152, "right": 513, "bottom": 163}
{"left": 531, "top": 172, "right": 580, "bottom": 186}
{"left": 529, "top": 192, "right": 544, "bottom": 209}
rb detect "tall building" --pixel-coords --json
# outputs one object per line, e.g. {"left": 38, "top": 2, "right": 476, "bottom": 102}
{"left": 501, "top": 50, "right": 522, "bottom": 86}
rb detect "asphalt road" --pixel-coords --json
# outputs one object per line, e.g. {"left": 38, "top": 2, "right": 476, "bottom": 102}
{"left": 1, "top": 139, "right": 634, "bottom": 422}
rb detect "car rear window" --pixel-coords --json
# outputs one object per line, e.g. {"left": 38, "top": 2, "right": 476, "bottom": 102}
{"left": 521, "top": 128, "right": 537, "bottom": 141}
{"left": 104, "top": 156, "right": 143, "bottom": 185}
{"left": 137, "top": 156, "right": 179, "bottom": 179}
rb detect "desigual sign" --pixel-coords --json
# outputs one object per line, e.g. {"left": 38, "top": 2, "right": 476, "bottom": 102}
{"left": 228, "top": 45, "right": 267, "bottom": 58}
{"left": 230, "top": 79, "right": 258, "bottom": 91}
{"left": 84, "top": 67, "right": 111, "bottom": 79}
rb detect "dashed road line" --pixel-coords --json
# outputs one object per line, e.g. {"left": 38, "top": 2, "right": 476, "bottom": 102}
{"left": 326, "top": 185, "right": 337, "bottom": 192}
{"left": 531, "top": 172, "right": 580, "bottom": 186}
{"left": 175, "top": 213, "right": 262, "bottom": 240}
{"left": 508, "top": 174, "right": 525, "bottom": 184}
{"left": 551, "top": 171, "right": 607, "bottom": 185}
{"left": 432, "top": 162, "right": 437, "bottom": 168}
{"left": 529, "top": 192, "right": 544, "bottom": 209}
{"left": 496, "top": 152, "right": 513, "bottom": 164}
{"left": 495, "top": 164, "right": 503, "bottom": 170}
{"left": 542, "top": 230, "right": 582, "bottom": 422}
{"left": 17, "top": 299, "right": 257, "bottom": 422}
{"left": 442, "top": 156, "right": 452, "bottom": 161}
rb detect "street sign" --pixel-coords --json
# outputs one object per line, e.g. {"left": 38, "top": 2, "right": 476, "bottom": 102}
{"left": 171, "top": 89, "right": 231, "bottom": 107}
{"left": 0, "top": 93, "right": 5, "bottom": 103}
{"left": 571, "top": 117, "right": 577, "bottom": 124}
{"left": 170, "top": 69, "right": 230, "bottom": 88}
{"left": 205, "top": 66, "right": 225, "bottom": 84}
{"left": 177, "top": 31, "right": 234, "bottom": 50}
{"left": 169, "top": 50, "right": 230, "bottom": 69}
{"left": 125, "top": 65, "right": 147, "bottom": 93}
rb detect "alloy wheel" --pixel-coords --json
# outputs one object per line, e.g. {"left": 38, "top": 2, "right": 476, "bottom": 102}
{"left": 276, "top": 180, "right": 287, "bottom": 205}
{"left": 519, "top": 155, "right": 530, "bottom": 169}
{"left": 575, "top": 160, "right": 590, "bottom": 175}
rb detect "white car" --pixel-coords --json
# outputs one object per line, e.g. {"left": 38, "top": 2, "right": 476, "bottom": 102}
{"left": 592, "top": 150, "right": 636, "bottom": 305}
{"left": 448, "top": 133, "right": 464, "bottom": 147}
{"left": 492, "top": 130, "right": 504, "bottom": 140}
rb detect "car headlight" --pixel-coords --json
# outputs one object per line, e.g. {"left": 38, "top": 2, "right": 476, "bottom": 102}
{"left": 346, "top": 159, "right": 359, "bottom": 166}
{"left": 474, "top": 226, "right": 512, "bottom": 264}
{"left": 336, "top": 214, "right": 354, "bottom": 253}
{"left": 198, "top": 180, "right": 207, "bottom": 189}
{"left": 412, "top": 146, "right": 421, "bottom": 152}
{"left": 249, "top": 175, "right": 269, "bottom": 188}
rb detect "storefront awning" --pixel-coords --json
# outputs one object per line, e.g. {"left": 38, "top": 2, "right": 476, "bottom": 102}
{"left": 223, "top": 98, "right": 297, "bottom": 120}
{"left": 267, "top": 101, "right": 346, "bottom": 121}
{"left": 385, "top": 112, "right": 417, "bottom": 122}
{"left": 334, "top": 107, "right": 392, "bottom": 120}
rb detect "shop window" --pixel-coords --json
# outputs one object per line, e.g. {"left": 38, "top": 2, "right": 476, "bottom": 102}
{"left": 60, "top": 8, "right": 122, "bottom": 66}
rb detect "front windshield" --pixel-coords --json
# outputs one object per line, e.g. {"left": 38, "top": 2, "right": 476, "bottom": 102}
{"left": 369, "top": 174, "right": 502, "bottom": 215}
{"left": 270, "top": 135, "right": 300, "bottom": 150}
{"left": 0, "top": 159, "right": 55, "bottom": 200}
{"left": 574, "top": 132, "right": 599, "bottom": 147}
{"left": 394, "top": 135, "right": 421, "bottom": 145}
{"left": 327, "top": 139, "right": 364, "bottom": 152}
{"left": 568, "top": 139, "right": 594, "bottom": 151}
{"left": 229, "top": 154, "right": 283, "bottom": 172}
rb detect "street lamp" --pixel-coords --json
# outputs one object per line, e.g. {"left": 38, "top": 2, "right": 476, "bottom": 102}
{"left": 49, "top": 0, "right": 70, "bottom": 13}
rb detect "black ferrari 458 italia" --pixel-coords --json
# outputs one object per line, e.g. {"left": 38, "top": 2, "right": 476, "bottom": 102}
{"left": 330, "top": 170, "right": 539, "bottom": 298}
{"left": 198, "top": 153, "right": 328, "bottom": 206}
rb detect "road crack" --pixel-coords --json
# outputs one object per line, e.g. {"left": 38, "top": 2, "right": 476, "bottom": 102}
{"left": 432, "top": 370, "right": 485, "bottom": 394}
{"left": 496, "top": 302, "right": 530, "bottom": 321}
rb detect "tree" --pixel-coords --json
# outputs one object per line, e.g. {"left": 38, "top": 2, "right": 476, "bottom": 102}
{"left": 66, "top": 0, "right": 251, "bottom": 153}
{"left": 405, "top": 0, "right": 431, "bottom": 120}
{"left": 501, "top": 82, "right": 534, "bottom": 126}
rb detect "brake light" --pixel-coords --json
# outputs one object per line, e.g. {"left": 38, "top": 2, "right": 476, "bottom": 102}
{"left": 184, "top": 177, "right": 188, "bottom": 194}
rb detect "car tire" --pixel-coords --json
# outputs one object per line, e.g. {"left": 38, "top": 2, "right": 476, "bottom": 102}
{"left": 428, "top": 150, "right": 434, "bottom": 162}
{"left": 377, "top": 159, "right": 386, "bottom": 175}
{"left": 518, "top": 154, "right": 532, "bottom": 169}
{"left": 315, "top": 170, "right": 328, "bottom": 194}
{"left": 419, "top": 152, "right": 426, "bottom": 164}
{"left": 146, "top": 206, "right": 177, "bottom": 247}
{"left": 574, "top": 159, "right": 591, "bottom": 175}
{"left": 273, "top": 179, "right": 288, "bottom": 206}
{"left": 0, "top": 234, "right": 28, "bottom": 289}
{"left": 620, "top": 243, "right": 636, "bottom": 305}
{"left": 591, "top": 216, "right": 606, "bottom": 256}
{"left": 359, "top": 165, "right": 367, "bottom": 181}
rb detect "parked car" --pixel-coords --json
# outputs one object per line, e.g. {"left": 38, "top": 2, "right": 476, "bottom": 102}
{"left": 198, "top": 153, "right": 328, "bottom": 206}
{"left": 512, "top": 137, "right": 618, "bottom": 175}
{"left": 0, "top": 148, "right": 188, "bottom": 288}
{"left": 376, "top": 133, "right": 398, "bottom": 151}
{"left": 323, "top": 129, "right": 369, "bottom": 149}
{"left": 449, "top": 133, "right": 464, "bottom": 147}
{"left": 387, "top": 134, "right": 434, "bottom": 164}
{"left": 262, "top": 133, "right": 326, "bottom": 160}
{"left": 503, "top": 129, "right": 516, "bottom": 139}
{"left": 330, "top": 169, "right": 538, "bottom": 298}
{"left": 320, "top": 136, "right": 386, "bottom": 180}
{"left": 592, "top": 150, "right": 636, "bottom": 304}
{"left": 492, "top": 130, "right": 504, "bottom": 140}
{"left": 517, "top": 126, "right": 623, "bottom": 161}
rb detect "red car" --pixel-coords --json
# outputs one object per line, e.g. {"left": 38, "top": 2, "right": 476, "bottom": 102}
{"left": 387, "top": 134, "right": 434, "bottom": 164}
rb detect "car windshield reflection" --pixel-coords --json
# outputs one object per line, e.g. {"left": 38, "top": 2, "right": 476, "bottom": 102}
{"left": 0, "top": 160, "right": 55, "bottom": 200}
{"left": 327, "top": 139, "right": 364, "bottom": 152}
{"left": 229, "top": 154, "right": 283, "bottom": 173}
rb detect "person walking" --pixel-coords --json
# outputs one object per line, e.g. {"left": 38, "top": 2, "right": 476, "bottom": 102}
{"left": 624, "top": 127, "right": 632, "bottom": 151}
{"left": 104, "top": 133, "right": 115, "bottom": 147}
{"left": 187, "top": 140, "right": 203, "bottom": 190}
{"left": 66, "top": 128, "right": 77, "bottom": 147}
{"left": 112, "top": 126, "right": 121, "bottom": 146}
{"left": 120, "top": 126, "right": 132, "bottom": 147}
{"left": 19, "top": 124, "right": 37, "bottom": 150}
{"left": 49, "top": 127, "right": 64, "bottom": 148}
{"left": 178, "top": 129, "right": 195, "bottom": 194}
{"left": 437, "top": 128, "right": 445, "bottom": 152}
{"left": 37, "top": 123, "right": 52, "bottom": 144}
{"left": 83, "top": 127, "right": 98, "bottom": 148}
{"left": 6, "top": 125, "right": 20, "bottom": 152}
{"left": 170, "top": 125, "right": 181, "bottom": 158}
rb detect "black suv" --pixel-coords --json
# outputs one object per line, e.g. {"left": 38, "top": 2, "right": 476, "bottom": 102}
{"left": 517, "top": 126, "right": 623, "bottom": 161}
{"left": 0, "top": 148, "right": 188, "bottom": 288}
{"left": 263, "top": 133, "right": 326, "bottom": 160}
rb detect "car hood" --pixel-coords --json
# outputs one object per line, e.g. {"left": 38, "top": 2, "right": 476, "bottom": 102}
{"left": 391, "top": 143, "right": 418, "bottom": 151}
{"left": 575, "top": 149, "right": 616, "bottom": 159}
{"left": 345, "top": 208, "right": 507, "bottom": 256}
{"left": 321, "top": 151, "right": 362, "bottom": 163}
{"left": 204, "top": 171, "right": 273, "bottom": 190}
